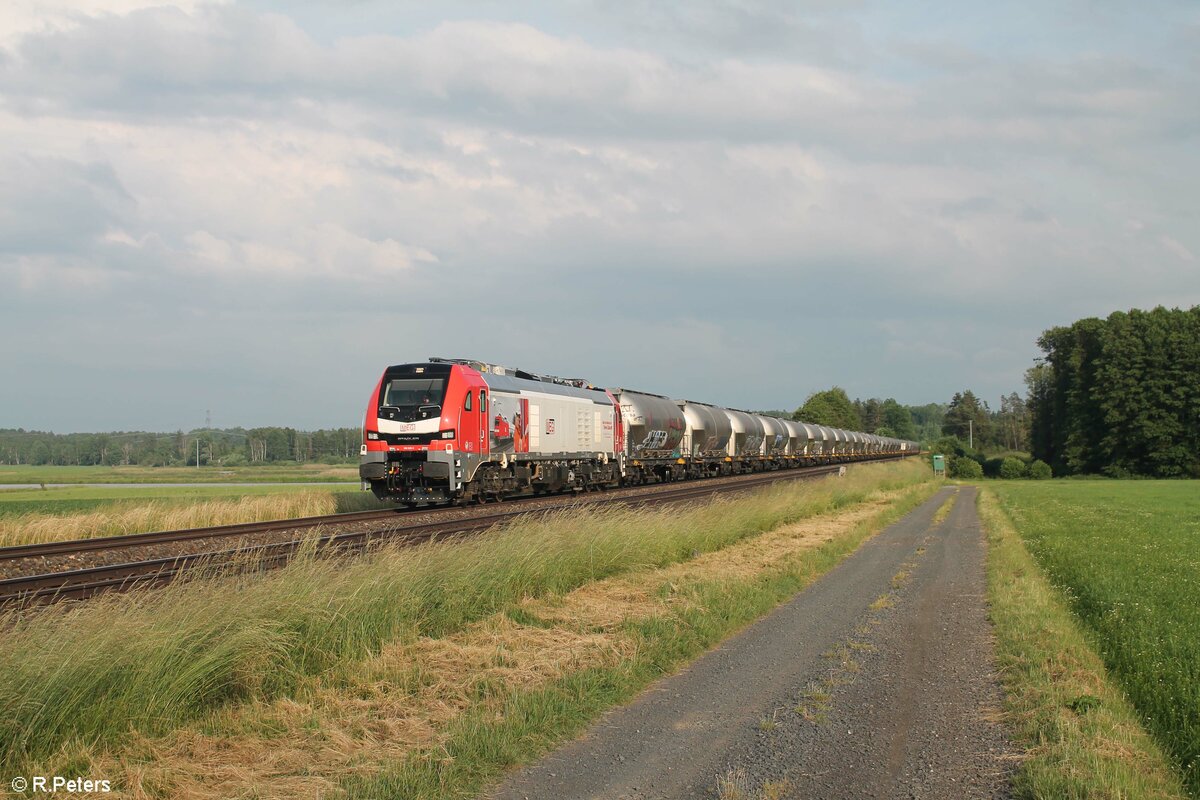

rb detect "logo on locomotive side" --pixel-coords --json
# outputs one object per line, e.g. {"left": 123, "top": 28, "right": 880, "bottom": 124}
{"left": 488, "top": 396, "right": 530, "bottom": 453}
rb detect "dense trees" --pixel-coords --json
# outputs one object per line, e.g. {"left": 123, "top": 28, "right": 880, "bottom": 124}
{"left": 880, "top": 399, "right": 918, "bottom": 441}
{"left": 844, "top": 397, "right": 917, "bottom": 440}
{"left": 1029, "top": 306, "right": 1200, "bottom": 477}
{"left": 943, "top": 391, "right": 991, "bottom": 447}
{"left": 0, "top": 427, "right": 362, "bottom": 467}
{"left": 996, "top": 392, "right": 1030, "bottom": 452}
{"left": 790, "top": 390, "right": 921, "bottom": 442}
{"left": 908, "top": 403, "right": 946, "bottom": 443}
{"left": 800, "top": 308, "right": 1198, "bottom": 481}
{"left": 794, "top": 388, "right": 862, "bottom": 430}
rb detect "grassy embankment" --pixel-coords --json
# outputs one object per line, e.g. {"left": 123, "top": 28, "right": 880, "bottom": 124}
{"left": 0, "top": 460, "right": 934, "bottom": 799}
{"left": 982, "top": 481, "right": 1197, "bottom": 799}
{"left": 0, "top": 486, "right": 387, "bottom": 548}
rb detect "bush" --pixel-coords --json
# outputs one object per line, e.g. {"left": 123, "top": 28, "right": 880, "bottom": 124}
{"left": 983, "top": 457, "right": 1006, "bottom": 478}
{"left": 1028, "top": 460, "right": 1052, "bottom": 480}
{"left": 950, "top": 456, "right": 983, "bottom": 479}
{"left": 1000, "top": 457, "right": 1027, "bottom": 480}
{"left": 931, "top": 436, "right": 970, "bottom": 459}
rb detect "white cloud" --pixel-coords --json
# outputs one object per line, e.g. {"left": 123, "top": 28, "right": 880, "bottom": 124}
{"left": 0, "top": 0, "right": 227, "bottom": 45}
{"left": 184, "top": 224, "right": 436, "bottom": 279}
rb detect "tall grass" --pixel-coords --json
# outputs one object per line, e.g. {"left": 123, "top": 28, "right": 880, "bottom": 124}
{"left": 0, "top": 460, "right": 930, "bottom": 774}
{"left": 991, "top": 482, "right": 1200, "bottom": 797}
{"left": 0, "top": 492, "right": 384, "bottom": 548}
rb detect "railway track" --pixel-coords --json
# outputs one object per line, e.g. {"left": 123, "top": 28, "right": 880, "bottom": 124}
{"left": 0, "top": 459, "right": 903, "bottom": 608}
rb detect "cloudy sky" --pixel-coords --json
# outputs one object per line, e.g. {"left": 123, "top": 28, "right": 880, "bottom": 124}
{"left": 2, "top": 1, "right": 1197, "bottom": 432}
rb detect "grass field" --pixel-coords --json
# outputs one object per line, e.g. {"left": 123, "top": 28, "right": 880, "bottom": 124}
{"left": 0, "top": 489, "right": 391, "bottom": 548}
{"left": 0, "top": 463, "right": 358, "bottom": 485}
{"left": 0, "top": 482, "right": 366, "bottom": 518}
{"left": 990, "top": 481, "right": 1200, "bottom": 797}
{"left": 0, "top": 460, "right": 933, "bottom": 798}
{"left": 0, "top": 484, "right": 389, "bottom": 547}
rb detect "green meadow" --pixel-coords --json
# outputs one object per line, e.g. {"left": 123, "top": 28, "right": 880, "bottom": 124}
{"left": 991, "top": 481, "right": 1200, "bottom": 796}
{"left": 0, "top": 482, "right": 364, "bottom": 519}
{"left": 0, "top": 463, "right": 357, "bottom": 486}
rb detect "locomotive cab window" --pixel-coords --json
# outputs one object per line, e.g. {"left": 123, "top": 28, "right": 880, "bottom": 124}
{"left": 464, "top": 392, "right": 472, "bottom": 411}
{"left": 379, "top": 378, "right": 446, "bottom": 421}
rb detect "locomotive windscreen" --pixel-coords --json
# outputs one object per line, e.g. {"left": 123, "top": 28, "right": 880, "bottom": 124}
{"left": 380, "top": 377, "right": 446, "bottom": 421}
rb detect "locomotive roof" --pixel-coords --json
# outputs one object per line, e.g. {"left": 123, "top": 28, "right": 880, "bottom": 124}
{"left": 484, "top": 371, "right": 612, "bottom": 403}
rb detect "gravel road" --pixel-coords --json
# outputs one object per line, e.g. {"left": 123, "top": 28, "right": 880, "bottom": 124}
{"left": 488, "top": 485, "right": 1014, "bottom": 799}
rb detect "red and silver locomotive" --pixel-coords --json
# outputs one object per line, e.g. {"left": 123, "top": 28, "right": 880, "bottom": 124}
{"left": 360, "top": 357, "right": 919, "bottom": 505}
{"left": 359, "top": 358, "right": 624, "bottom": 505}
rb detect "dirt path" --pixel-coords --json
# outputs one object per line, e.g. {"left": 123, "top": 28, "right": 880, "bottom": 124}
{"left": 487, "top": 486, "right": 1014, "bottom": 799}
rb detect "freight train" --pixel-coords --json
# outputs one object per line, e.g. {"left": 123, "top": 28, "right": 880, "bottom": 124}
{"left": 359, "top": 358, "right": 919, "bottom": 506}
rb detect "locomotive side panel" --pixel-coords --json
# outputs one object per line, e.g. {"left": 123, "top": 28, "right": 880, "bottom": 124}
{"left": 481, "top": 373, "right": 617, "bottom": 460}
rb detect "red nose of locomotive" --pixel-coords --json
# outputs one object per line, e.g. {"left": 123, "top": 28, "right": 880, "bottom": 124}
{"left": 359, "top": 361, "right": 484, "bottom": 504}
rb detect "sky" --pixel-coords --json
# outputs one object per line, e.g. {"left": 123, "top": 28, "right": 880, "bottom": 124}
{"left": 1, "top": 0, "right": 1197, "bottom": 433}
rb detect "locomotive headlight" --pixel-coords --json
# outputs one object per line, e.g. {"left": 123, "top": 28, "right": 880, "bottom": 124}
{"left": 367, "top": 432, "right": 379, "bottom": 440}
{"left": 442, "top": 430, "right": 455, "bottom": 439}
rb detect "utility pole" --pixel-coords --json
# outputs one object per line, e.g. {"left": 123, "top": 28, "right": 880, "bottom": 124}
{"left": 969, "top": 419, "right": 973, "bottom": 449}
{"left": 197, "top": 410, "right": 213, "bottom": 469}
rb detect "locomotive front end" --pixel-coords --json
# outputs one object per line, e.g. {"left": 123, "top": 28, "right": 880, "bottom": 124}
{"left": 359, "top": 361, "right": 485, "bottom": 505}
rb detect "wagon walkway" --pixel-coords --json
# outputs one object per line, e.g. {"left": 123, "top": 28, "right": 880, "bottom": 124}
{"left": 487, "top": 486, "right": 1014, "bottom": 799}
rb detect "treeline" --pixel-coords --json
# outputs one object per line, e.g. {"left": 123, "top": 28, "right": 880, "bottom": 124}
{"left": 790, "top": 389, "right": 921, "bottom": 439}
{"left": 1028, "top": 306, "right": 1200, "bottom": 477}
{"left": 787, "top": 307, "right": 1200, "bottom": 480}
{"left": 0, "top": 427, "right": 362, "bottom": 467}
{"left": 788, "top": 389, "right": 1028, "bottom": 452}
